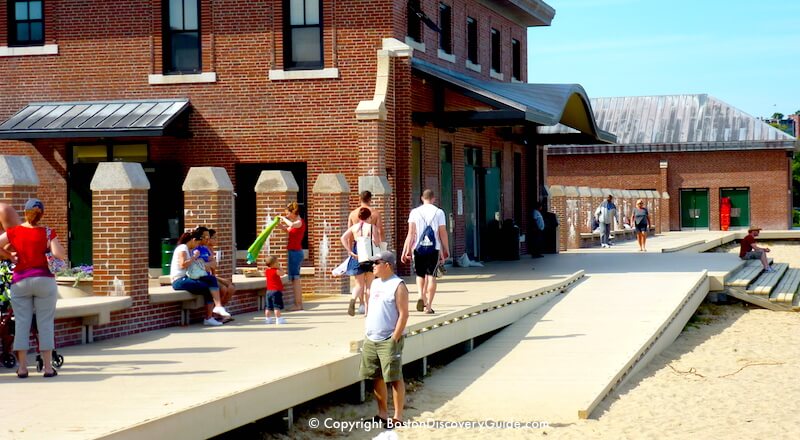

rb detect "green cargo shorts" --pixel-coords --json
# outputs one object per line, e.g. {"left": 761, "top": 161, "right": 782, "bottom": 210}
{"left": 360, "top": 336, "right": 404, "bottom": 383}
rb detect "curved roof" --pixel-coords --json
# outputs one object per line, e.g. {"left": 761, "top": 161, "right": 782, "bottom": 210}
{"left": 412, "top": 59, "right": 615, "bottom": 143}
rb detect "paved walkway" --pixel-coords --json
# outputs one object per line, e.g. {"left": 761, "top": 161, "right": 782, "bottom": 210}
{"left": 4, "top": 232, "right": 742, "bottom": 438}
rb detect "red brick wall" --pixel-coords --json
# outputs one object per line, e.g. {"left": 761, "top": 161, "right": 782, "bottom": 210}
{"left": 548, "top": 150, "right": 791, "bottom": 230}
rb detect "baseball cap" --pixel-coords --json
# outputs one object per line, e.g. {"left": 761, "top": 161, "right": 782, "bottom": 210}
{"left": 369, "top": 251, "right": 396, "bottom": 267}
{"left": 24, "top": 198, "right": 44, "bottom": 211}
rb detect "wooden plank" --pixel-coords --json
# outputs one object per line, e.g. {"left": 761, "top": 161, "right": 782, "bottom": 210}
{"left": 770, "top": 268, "right": 800, "bottom": 303}
{"left": 726, "top": 260, "right": 766, "bottom": 287}
{"left": 725, "top": 287, "right": 791, "bottom": 311}
{"left": 746, "top": 263, "right": 789, "bottom": 295}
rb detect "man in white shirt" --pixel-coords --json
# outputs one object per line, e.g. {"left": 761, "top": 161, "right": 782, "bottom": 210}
{"left": 401, "top": 189, "right": 449, "bottom": 314}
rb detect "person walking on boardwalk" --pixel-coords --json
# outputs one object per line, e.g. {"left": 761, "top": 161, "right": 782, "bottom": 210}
{"left": 630, "top": 199, "right": 651, "bottom": 251}
{"left": 594, "top": 194, "right": 617, "bottom": 248}
{"left": 739, "top": 225, "right": 774, "bottom": 272}
{"left": 360, "top": 251, "right": 409, "bottom": 428}
{"left": 401, "top": 189, "right": 449, "bottom": 314}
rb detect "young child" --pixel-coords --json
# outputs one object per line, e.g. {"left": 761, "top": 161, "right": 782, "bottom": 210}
{"left": 264, "top": 256, "right": 286, "bottom": 325}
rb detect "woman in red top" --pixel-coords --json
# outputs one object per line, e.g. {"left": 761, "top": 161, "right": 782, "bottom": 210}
{"left": 279, "top": 202, "right": 305, "bottom": 310}
{"left": 0, "top": 199, "right": 66, "bottom": 378}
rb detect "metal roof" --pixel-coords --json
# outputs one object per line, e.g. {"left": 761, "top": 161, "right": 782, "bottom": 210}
{"left": 412, "top": 58, "right": 615, "bottom": 144}
{"left": 543, "top": 94, "right": 797, "bottom": 153}
{"left": 0, "top": 99, "right": 190, "bottom": 139}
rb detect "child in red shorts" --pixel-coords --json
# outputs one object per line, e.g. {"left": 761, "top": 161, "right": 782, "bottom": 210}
{"left": 264, "top": 256, "right": 286, "bottom": 325}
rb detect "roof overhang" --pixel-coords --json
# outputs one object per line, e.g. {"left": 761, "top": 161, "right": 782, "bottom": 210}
{"left": 547, "top": 140, "right": 799, "bottom": 155}
{"left": 475, "top": 0, "right": 556, "bottom": 27}
{"left": 0, "top": 99, "right": 190, "bottom": 140}
{"left": 412, "top": 58, "right": 615, "bottom": 144}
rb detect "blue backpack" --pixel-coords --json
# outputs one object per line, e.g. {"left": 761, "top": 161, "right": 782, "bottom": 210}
{"left": 415, "top": 214, "right": 438, "bottom": 256}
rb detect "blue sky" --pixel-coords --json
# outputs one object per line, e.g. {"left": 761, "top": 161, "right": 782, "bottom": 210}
{"left": 528, "top": 0, "right": 800, "bottom": 119}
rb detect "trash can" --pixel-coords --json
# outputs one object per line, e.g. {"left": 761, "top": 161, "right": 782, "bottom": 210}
{"left": 501, "top": 219, "right": 520, "bottom": 260}
{"left": 161, "top": 238, "right": 176, "bottom": 275}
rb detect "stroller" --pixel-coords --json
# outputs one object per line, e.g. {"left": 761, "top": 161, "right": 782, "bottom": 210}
{"left": 0, "top": 260, "right": 64, "bottom": 371}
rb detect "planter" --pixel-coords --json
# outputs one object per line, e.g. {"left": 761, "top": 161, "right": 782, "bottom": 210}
{"left": 56, "top": 277, "right": 94, "bottom": 297}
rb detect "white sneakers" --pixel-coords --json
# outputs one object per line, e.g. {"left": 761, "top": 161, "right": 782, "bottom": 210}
{"left": 212, "top": 306, "right": 231, "bottom": 318}
{"left": 203, "top": 317, "right": 223, "bottom": 326}
{"left": 358, "top": 304, "right": 365, "bottom": 315}
{"left": 276, "top": 317, "right": 287, "bottom": 325}
{"left": 265, "top": 317, "right": 275, "bottom": 324}
{"left": 265, "top": 317, "right": 287, "bottom": 324}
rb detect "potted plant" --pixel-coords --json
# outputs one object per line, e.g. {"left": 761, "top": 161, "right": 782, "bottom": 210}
{"left": 56, "top": 265, "right": 94, "bottom": 296}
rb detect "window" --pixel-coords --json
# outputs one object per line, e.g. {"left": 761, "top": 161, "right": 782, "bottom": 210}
{"left": 491, "top": 28, "right": 501, "bottom": 73}
{"left": 284, "top": 0, "right": 322, "bottom": 70}
{"left": 164, "top": 0, "right": 200, "bottom": 74}
{"left": 439, "top": 3, "right": 451, "bottom": 54}
{"left": 466, "top": 17, "right": 478, "bottom": 64}
{"left": 407, "top": 0, "right": 422, "bottom": 43}
{"left": 8, "top": 1, "right": 44, "bottom": 46}
{"left": 511, "top": 38, "right": 520, "bottom": 80}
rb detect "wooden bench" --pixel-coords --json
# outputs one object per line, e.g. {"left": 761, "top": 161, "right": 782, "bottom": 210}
{"left": 55, "top": 296, "right": 133, "bottom": 344}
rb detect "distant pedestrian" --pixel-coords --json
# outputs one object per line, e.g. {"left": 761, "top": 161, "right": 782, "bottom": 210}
{"left": 263, "top": 256, "right": 286, "bottom": 325}
{"left": 630, "top": 199, "right": 651, "bottom": 251}
{"left": 739, "top": 225, "right": 773, "bottom": 272}
{"left": 594, "top": 194, "right": 617, "bottom": 248}
{"left": 360, "top": 251, "right": 409, "bottom": 428}
{"left": 401, "top": 189, "right": 449, "bottom": 314}
{"left": 341, "top": 207, "right": 381, "bottom": 316}
{"left": 531, "top": 202, "right": 545, "bottom": 258}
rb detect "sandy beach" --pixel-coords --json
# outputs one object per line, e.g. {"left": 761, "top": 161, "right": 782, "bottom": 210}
{"left": 265, "top": 242, "right": 800, "bottom": 439}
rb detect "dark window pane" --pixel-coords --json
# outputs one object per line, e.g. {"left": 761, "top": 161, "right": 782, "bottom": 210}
{"left": 290, "top": 0, "right": 305, "bottom": 25}
{"left": 467, "top": 17, "right": 478, "bottom": 64}
{"left": 491, "top": 28, "right": 501, "bottom": 72}
{"left": 170, "top": 32, "right": 200, "bottom": 72}
{"left": 439, "top": 3, "right": 451, "bottom": 54}
{"left": 291, "top": 27, "right": 321, "bottom": 64}
{"left": 512, "top": 39, "right": 521, "bottom": 80}
{"left": 184, "top": 0, "right": 199, "bottom": 30}
{"left": 15, "top": 2, "right": 28, "bottom": 20}
{"left": 305, "top": 0, "right": 320, "bottom": 25}
{"left": 17, "top": 23, "right": 30, "bottom": 42}
{"left": 29, "top": 1, "right": 42, "bottom": 20}
{"left": 407, "top": 0, "right": 421, "bottom": 42}
{"left": 169, "top": 0, "right": 183, "bottom": 30}
{"left": 30, "top": 22, "right": 43, "bottom": 41}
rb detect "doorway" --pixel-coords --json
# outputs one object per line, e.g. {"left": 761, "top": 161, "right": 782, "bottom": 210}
{"left": 680, "top": 188, "right": 709, "bottom": 229}
{"left": 720, "top": 188, "right": 750, "bottom": 228}
{"left": 439, "top": 143, "right": 453, "bottom": 258}
{"left": 464, "top": 146, "right": 483, "bottom": 259}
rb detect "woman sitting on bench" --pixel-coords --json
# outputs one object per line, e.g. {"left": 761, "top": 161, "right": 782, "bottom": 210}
{"left": 170, "top": 230, "right": 231, "bottom": 326}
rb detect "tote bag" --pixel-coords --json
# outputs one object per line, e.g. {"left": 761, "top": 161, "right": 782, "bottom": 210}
{"left": 355, "top": 224, "right": 381, "bottom": 263}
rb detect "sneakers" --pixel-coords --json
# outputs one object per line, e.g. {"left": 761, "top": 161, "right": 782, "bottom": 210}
{"left": 276, "top": 317, "right": 287, "bottom": 325}
{"left": 203, "top": 317, "right": 223, "bottom": 326}
{"left": 347, "top": 298, "right": 356, "bottom": 316}
{"left": 358, "top": 304, "right": 365, "bottom": 315}
{"left": 212, "top": 306, "right": 231, "bottom": 318}
{"left": 764, "top": 267, "right": 776, "bottom": 273}
{"left": 601, "top": 244, "right": 609, "bottom": 248}
{"left": 265, "top": 317, "right": 275, "bottom": 324}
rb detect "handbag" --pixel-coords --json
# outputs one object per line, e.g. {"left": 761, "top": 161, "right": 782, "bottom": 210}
{"left": 186, "top": 249, "right": 208, "bottom": 280}
{"left": 45, "top": 227, "right": 67, "bottom": 275}
{"left": 355, "top": 223, "right": 381, "bottom": 263}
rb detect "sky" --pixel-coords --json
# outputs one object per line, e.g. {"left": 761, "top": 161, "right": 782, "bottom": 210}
{"left": 527, "top": 0, "right": 800, "bottom": 119}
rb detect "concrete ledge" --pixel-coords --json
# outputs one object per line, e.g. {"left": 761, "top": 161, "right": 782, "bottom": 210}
{"left": 148, "top": 72, "right": 217, "bottom": 85}
{"left": 0, "top": 44, "right": 58, "bottom": 57}
{"left": 661, "top": 240, "right": 707, "bottom": 253}
{"left": 56, "top": 296, "right": 133, "bottom": 343}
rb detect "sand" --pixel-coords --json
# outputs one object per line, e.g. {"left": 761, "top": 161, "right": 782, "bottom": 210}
{"left": 269, "top": 242, "right": 800, "bottom": 439}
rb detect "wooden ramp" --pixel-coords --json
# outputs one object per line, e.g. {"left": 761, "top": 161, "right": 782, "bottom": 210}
{"left": 724, "top": 259, "right": 798, "bottom": 311}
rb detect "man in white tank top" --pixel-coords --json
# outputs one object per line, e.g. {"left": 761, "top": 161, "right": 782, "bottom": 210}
{"left": 359, "top": 251, "right": 409, "bottom": 427}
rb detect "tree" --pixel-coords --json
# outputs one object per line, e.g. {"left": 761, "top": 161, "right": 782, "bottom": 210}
{"left": 772, "top": 112, "right": 784, "bottom": 120}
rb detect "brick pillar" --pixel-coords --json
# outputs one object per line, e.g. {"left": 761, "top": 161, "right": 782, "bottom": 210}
{"left": 649, "top": 190, "right": 661, "bottom": 234}
{"left": 254, "top": 171, "right": 299, "bottom": 273}
{"left": 661, "top": 192, "right": 671, "bottom": 232}
{"left": 90, "top": 162, "right": 150, "bottom": 298}
{"left": 182, "top": 167, "right": 235, "bottom": 280}
{"left": 619, "top": 189, "right": 631, "bottom": 226}
{"left": 659, "top": 160, "right": 669, "bottom": 197}
{"left": 359, "top": 175, "right": 393, "bottom": 250}
{"left": 549, "top": 185, "right": 566, "bottom": 252}
{"left": 589, "top": 187, "right": 603, "bottom": 229}
{"left": 311, "top": 174, "right": 350, "bottom": 296}
{"left": 578, "top": 186, "right": 593, "bottom": 233}
{"left": 0, "top": 155, "right": 39, "bottom": 218}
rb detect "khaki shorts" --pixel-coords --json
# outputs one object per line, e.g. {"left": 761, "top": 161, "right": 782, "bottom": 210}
{"left": 360, "top": 336, "right": 404, "bottom": 383}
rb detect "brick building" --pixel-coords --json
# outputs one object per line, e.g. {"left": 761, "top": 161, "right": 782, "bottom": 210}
{"left": 0, "top": 0, "right": 611, "bottom": 274}
{"left": 546, "top": 95, "right": 798, "bottom": 231}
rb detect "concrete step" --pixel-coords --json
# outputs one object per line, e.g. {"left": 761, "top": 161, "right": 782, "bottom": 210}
{"left": 726, "top": 260, "right": 771, "bottom": 287}
{"left": 746, "top": 263, "right": 789, "bottom": 295}
{"left": 770, "top": 268, "right": 800, "bottom": 303}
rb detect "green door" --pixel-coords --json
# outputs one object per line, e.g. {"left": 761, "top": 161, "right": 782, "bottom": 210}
{"left": 439, "top": 144, "right": 453, "bottom": 258}
{"left": 68, "top": 163, "right": 96, "bottom": 266}
{"left": 464, "top": 147, "right": 482, "bottom": 259}
{"left": 721, "top": 188, "right": 750, "bottom": 228}
{"left": 680, "top": 189, "right": 709, "bottom": 229}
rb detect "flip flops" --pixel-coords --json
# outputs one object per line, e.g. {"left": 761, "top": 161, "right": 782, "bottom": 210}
{"left": 416, "top": 298, "right": 425, "bottom": 312}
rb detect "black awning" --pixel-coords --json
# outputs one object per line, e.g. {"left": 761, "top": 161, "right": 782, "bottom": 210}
{"left": 0, "top": 98, "right": 190, "bottom": 139}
